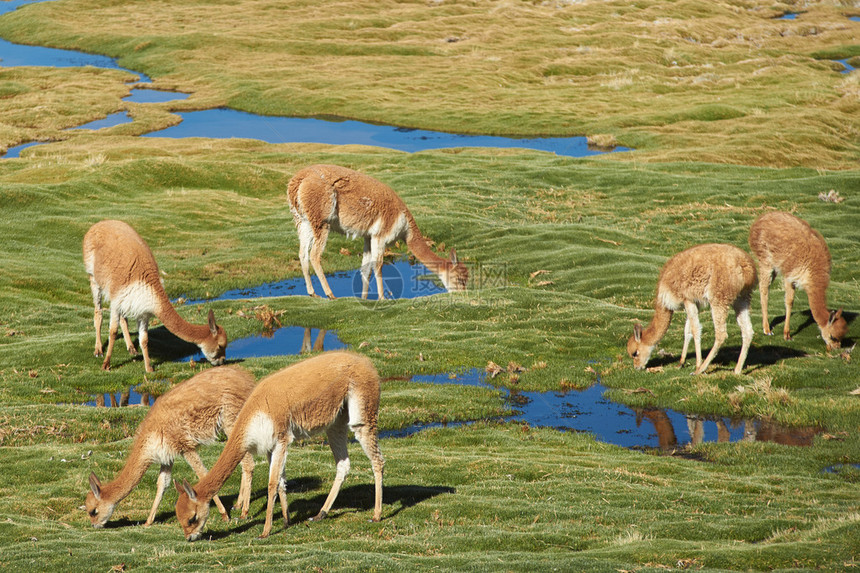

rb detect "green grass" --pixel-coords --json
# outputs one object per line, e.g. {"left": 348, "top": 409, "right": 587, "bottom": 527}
{"left": 0, "top": 140, "right": 858, "bottom": 570}
{"left": 1, "top": 0, "right": 859, "bottom": 570}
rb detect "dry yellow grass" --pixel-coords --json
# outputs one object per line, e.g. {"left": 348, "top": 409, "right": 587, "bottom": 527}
{"left": 0, "top": 0, "right": 858, "bottom": 167}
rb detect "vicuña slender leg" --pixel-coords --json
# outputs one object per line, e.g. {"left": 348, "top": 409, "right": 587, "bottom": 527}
{"left": 354, "top": 424, "right": 385, "bottom": 522}
{"left": 263, "top": 439, "right": 290, "bottom": 538}
{"left": 119, "top": 317, "right": 137, "bottom": 356}
{"left": 360, "top": 236, "right": 373, "bottom": 299}
{"left": 236, "top": 453, "right": 255, "bottom": 519}
{"left": 313, "top": 416, "right": 351, "bottom": 521}
{"left": 297, "top": 220, "right": 317, "bottom": 297}
{"left": 370, "top": 236, "right": 386, "bottom": 300}
{"left": 783, "top": 278, "right": 796, "bottom": 340}
{"left": 734, "top": 297, "right": 754, "bottom": 375}
{"left": 90, "top": 277, "right": 104, "bottom": 357}
{"left": 137, "top": 318, "right": 153, "bottom": 373}
{"left": 683, "top": 301, "right": 703, "bottom": 370}
{"left": 759, "top": 268, "right": 776, "bottom": 335}
{"left": 309, "top": 224, "right": 335, "bottom": 299}
{"left": 145, "top": 463, "right": 173, "bottom": 526}
{"left": 696, "top": 305, "right": 728, "bottom": 374}
{"left": 102, "top": 309, "right": 120, "bottom": 370}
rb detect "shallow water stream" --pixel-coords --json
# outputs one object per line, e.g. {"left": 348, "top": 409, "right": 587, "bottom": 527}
{"left": 0, "top": 0, "right": 626, "bottom": 158}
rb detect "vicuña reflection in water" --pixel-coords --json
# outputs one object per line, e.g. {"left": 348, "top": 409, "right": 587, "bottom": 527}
{"left": 391, "top": 369, "right": 823, "bottom": 450}
{"left": 178, "top": 326, "right": 345, "bottom": 364}
{"left": 88, "top": 332, "right": 821, "bottom": 449}
{"left": 182, "top": 258, "right": 447, "bottom": 303}
{"left": 90, "top": 327, "right": 341, "bottom": 406}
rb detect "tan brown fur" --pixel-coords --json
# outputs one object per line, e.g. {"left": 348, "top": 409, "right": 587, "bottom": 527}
{"left": 174, "top": 351, "right": 385, "bottom": 541}
{"left": 288, "top": 164, "right": 468, "bottom": 299}
{"left": 82, "top": 220, "right": 227, "bottom": 372}
{"left": 748, "top": 211, "right": 847, "bottom": 350}
{"left": 85, "top": 365, "right": 256, "bottom": 527}
{"left": 627, "top": 243, "right": 757, "bottom": 375}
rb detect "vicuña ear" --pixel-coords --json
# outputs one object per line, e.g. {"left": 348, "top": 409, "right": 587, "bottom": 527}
{"left": 829, "top": 308, "right": 843, "bottom": 324}
{"left": 449, "top": 248, "right": 458, "bottom": 265}
{"left": 176, "top": 478, "right": 198, "bottom": 502}
{"left": 633, "top": 323, "right": 643, "bottom": 342}
{"left": 89, "top": 472, "right": 102, "bottom": 500}
{"left": 208, "top": 309, "right": 218, "bottom": 337}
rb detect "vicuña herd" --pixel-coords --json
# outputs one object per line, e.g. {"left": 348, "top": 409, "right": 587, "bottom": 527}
{"left": 79, "top": 164, "right": 848, "bottom": 540}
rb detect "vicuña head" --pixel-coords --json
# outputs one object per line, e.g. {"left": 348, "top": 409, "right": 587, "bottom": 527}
{"left": 83, "top": 219, "right": 228, "bottom": 372}
{"left": 749, "top": 211, "right": 848, "bottom": 351}
{"left": 627, "top": 243, "right": 757, "bottom": 376}
{"left": 287, "top": 164, "right": 469, "bottom": 300}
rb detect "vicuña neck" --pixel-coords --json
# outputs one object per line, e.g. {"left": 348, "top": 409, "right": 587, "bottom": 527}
{"left": 405, "top": 216, "right": 450, "bottom": 273}
{"left": 102, "top": 440, "right": 152, "bottom": 502}
{"left": 806, "top": 288, "right": 832, "bottom": 328}
{"left": 156, "top": 300, "right": 212, "bottom": 344}
{"left": 642, "top": 305, "right": 673, "bottom": 346}
{"left": 194, "top": 437, "right": 248, "bottom": 502}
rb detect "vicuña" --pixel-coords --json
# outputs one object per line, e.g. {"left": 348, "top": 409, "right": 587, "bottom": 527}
{"left": 627, "top": 243, "right": 757, "bottom": 375}
{"left": 83, "top": 219, "right": 228, "bottom": 372}
{"left": 175, "top": 351, "right": 384, "bottom": 541}
{"left": 749, "top": 211, "right": 847, "bottom": 350}
{"left": 85, "top": 365, "right": 256, "bottom": 527}
{"left": 288, "top": 164, "right": 468, "bottom": 299}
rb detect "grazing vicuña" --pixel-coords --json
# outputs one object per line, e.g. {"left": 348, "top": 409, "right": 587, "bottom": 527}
{"left": 83, "top": 219, "right": 227, "bottom": 372}
{"left": 627, "top": 243, "right": 757, "bottom": 375}
{"left": 85, "top": 365, "right": 256, "bottom": 527}
{"left": 749, "top": 211, "right": 847, "bottom": 350}
{"left": 175, "top": 351, "right": 384, "bottom": 541}
{"left": 288, "top": 164, "right": 468, "bottom": 299}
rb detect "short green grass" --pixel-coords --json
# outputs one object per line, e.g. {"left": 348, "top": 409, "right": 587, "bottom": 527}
{"left": 0, "top": 140, "right": 858, "bottom": 570}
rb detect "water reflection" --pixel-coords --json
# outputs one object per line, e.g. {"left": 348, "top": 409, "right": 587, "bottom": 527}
{"left": 636, "top": 409, "right": 821, "bottom": 448}
{"left": 86, "top": 359, "right": 823, "bottom": 450}
{"left": 91, "top": 387, "right": 154, "bottom": 408}
{"left": 178, "top": 326, "right": 345, "bottom": 364}
{"left": 182, "top": 258, "right": 447, "bottom": 303}
{"left": 91, "top": 327, "right": 342, "bottom": 406}
{"left": 401, "top": 369, "right": 823, "bottom": 450}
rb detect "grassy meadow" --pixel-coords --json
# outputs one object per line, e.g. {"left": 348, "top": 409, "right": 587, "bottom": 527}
{"left": 0, "top": 0, "right": 859, "bottom": 571}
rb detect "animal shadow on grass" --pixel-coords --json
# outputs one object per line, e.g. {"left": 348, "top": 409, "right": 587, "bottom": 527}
{"left": 769, "top": 309, "right": 856, "bottom": 346}
{"left": 199, "top": 479, "right": 456, "bottom": 539}
{"left": 148, "top": 478, "right": 453, "bottom": 539}
{"left": 643, "top": 343, "right": 808, "bottom": 373}
{"left": 94, "top": 326, "right": 202, "bottom": 370}
{"left": 145, "top": 326, "right": 205, "bottom": 364}
{"left": 143, "top": 479, "right": 324, "bottom": 529}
